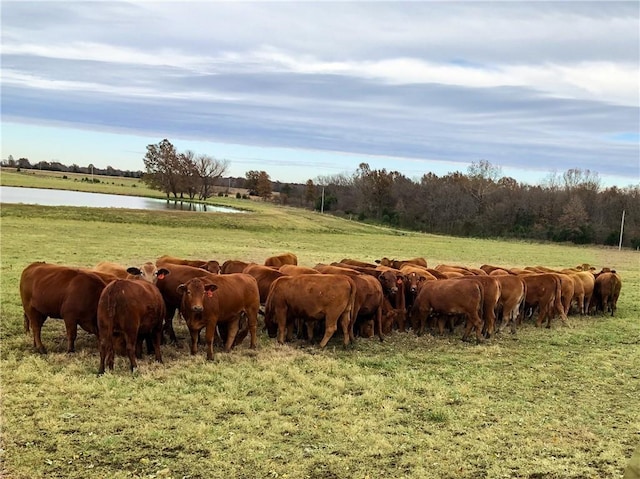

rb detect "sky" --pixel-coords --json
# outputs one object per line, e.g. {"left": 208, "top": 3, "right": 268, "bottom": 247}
{"left": 1, "top": 1, "right": 639, "bottom": 188}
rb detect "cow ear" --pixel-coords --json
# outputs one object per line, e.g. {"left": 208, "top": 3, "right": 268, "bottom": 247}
{"left": 205, "top": 284, "right": 218, "bottom": 298}
{"left": 177, "top": 284, "right": 186, "bottom": 295}
{"left": 127, "top": 267, "right": 142, "bottom": 276}
{"left": 156, "top": 268, "right": 170, "bottom": 280}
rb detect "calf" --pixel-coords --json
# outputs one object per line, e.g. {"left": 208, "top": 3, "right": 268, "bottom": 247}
{"left": 97, "top": 278, "right": 166, "bottom": 374}
{"left": 177, "top": 273, "right": 259, "bottom": 359}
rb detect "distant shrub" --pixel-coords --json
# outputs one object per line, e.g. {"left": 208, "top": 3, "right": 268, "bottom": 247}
{"left": 236, "top": 192, "right": 242, "bottom": 199}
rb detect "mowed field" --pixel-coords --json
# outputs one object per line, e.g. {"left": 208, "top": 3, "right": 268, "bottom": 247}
{"left": 1, "top": 174, "right": 639, "bottom": 479}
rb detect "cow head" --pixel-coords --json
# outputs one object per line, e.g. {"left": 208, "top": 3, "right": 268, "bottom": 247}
{"left": 177, "top": 278, "right": 218, "bottom": 313}
{"left": 204, "top": 260, "right": 221, "bottom": 274}
{"left": 375, "top": 257, "right": 393, "bottom": 267}
{"left": 126, "top": 262, "right": 170, "bottom": 284}
{"left": 404, "top": 272, "right": 427, "bottom": 295}
{"left": 378, "top": 270, "right": 399, "bottom": 295}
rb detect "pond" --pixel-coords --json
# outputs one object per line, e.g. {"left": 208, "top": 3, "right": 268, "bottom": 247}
{"left": 0, "top": 186, "right": 245, "bottom": 213}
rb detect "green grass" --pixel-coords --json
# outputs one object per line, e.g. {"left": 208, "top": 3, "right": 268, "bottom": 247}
{"left": 1, "top": 179, "right": 639, "bottom": 478}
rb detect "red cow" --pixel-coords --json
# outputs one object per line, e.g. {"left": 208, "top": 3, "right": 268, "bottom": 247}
{"left": 20, "top": 262, "right": 108, "bottom": 354}
{"left": 492, "top": 275, "right": 527, "bottom": 334}
{"left": 410, "top": 279, "right": 484, "bottom": 342}
{"left": 592, "top": 271, "right": 622, "bottom": 316}
{"left": 520, "top": 273, "right": 568, "bottom": 328}
{"left": 455, "top": 275, "right": 502, "bottom": 337}
{"left": 220, "top": 260, "right": 252, "bottom": 274}
{"left": 314, "top": 264, "right": 385, "bottom": 341}
{"left": 279, "top": 264, "right": 320, "bottom": 276}
{"left": 177, "top": 275, "right": 259, "bottom": 360}
{"left": 264, "top": 253, "right": 298, "bottom": 268}
{"left": 376, "top": 257, "right": 428, "bottom": 269}
{"left": 157, "top": 255, "right": 220, "bottom": 274}
{"left": 264, "top": 274, "right": 356, "bottom": 348}
{"left": 243, "top": 263, "right": 285, "bottom": 304}
{"left": 97, "top": 277, "right": 166, "bottom": 374}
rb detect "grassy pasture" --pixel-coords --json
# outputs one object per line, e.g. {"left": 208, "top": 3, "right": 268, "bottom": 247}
{"left": 1, "top": 180, "right": 639, "bottom": 478}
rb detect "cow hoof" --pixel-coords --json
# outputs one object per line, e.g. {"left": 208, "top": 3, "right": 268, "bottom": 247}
{"left": 37, "top": 346, "right": 47, "bottom": 354}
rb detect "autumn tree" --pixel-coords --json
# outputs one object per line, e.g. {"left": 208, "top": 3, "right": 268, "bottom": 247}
{"left": 245, "top": 170, "right": 262, "bottom": 195}
{"left": 304, "top": 179, "right": 316, "bottom": 205}
{"left": 142, "top": 139, "right": 182, "bottom": 198}
{"left": 256, "top": 171, "right": 272, "bottom": 200}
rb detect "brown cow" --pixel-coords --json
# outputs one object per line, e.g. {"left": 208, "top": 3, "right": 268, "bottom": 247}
{"left": 264, "top": 274, "right": 356, "bottom": 348}
{"left": 492, "top": 275, "right": 527, "bottom": 334}
{"left": 97, "top": 277, "right": 166, "bottom": 374}
{"left": 243, "top": 263, "right": 285, "bottom": 304}
{"left": 410, "top": 279, "right": 484, "bottom": 342}
{"left": 177, "top": 275, "right": 259, "bottom": 359}
{"left": 339, "top": 258, "right": 378, "bottom": 268}
{"left": 279, "top": 264, "right": 320, "bottom": 276}
{"left": 400, "top": 265, "right": 437, "bottom": 314}
{"left": 592, "top": 271, "right": 622, "bottom": 316}
{"left": 154, "top": 264, "right": 218, "bottom": 343}
{"left": 264, "top": 253, "right": 298, "bottom": 268}
{"left": 520, "top": 273, "right": 568, "bottom": 328}
{"left": 315, "top": 264, "right": 385, "bottom": 341}
{"left": 20, "top": 262, "right": 108, "bottom": 354}
{"left": 220, "top": 260, "right": 252, "bottom": 274}
{"left": 94, "top": 261, "right": 129, "bottom": 279}
{"left": 455, "top": 275, "right": 502, "bottom": 337}
{"left": 565, "top": 271, "right": 595, "bottom": 315}
{"left": 376, "top": 257, "right": 428, "bottom": 269}
{"left": 331, "top": 262, "right": 407, "bottom": 331}
{"left": 157, "top": 255, "right": 220, "bottom": 274}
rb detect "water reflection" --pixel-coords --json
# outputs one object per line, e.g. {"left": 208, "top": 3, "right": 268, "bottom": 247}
{"left": 0, "top": 186, "right": 245, "bottom": 213}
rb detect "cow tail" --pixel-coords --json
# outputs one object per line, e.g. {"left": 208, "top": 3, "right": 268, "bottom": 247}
{"left": 518, "top": 281, "right": 528, "bottom": 323}
{"left": 477, "top": 282, "right": 485, "bottom": 325}
{"left": 23, "top": 313, "right": 30, "bottom": 333}
{"left": 554, "top": 276, "right": 568, "bottom": 323}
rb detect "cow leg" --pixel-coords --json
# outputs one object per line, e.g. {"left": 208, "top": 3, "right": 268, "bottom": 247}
{"left": 247, "top": 309, "right": 258, "bottom": 349}
{"left": 126, "top": 337, "right": 138, "bottom": 373}
{"left": 26, "top": 310, "right": 48, "bottom": 354}
{"left": 375, "top": 306, "right": 384, "bottom": 342}
{"left": 153, "top": 327, "right": 163, "bottom": 363}
{"left": 189, "top": 328, "right": 199, "bottom": 355}
{"left": 98, "top": 339, "right": 107, "bottom": 375}
{"left": 163, "top": 308, "right": 178, "bottom": 345}
{"left": 319, "top": 317, "right": 338, "bottom": 348}
{"left": 306, "top": 321, "right": 315, "bottom": 344}
{"left": 205, "top": 323, "right": 217, "bottom": 360}
{"left": 339, "top": 311, "right": 351, "bottom": 347}
{"left": 223, "top": 320, "right": 239, "bottom": 354}
{"left": 276, "top": 314, "right": 288, "bottom": 345}
{"left": 63, "top": 317, "right": 78, "bottom": 353}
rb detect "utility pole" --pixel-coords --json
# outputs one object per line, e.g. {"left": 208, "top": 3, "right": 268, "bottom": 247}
{"left": 618, "top": 209, "right": 625, "bottom": 250}
{"left": 321, "top": 187, "right": 325, "bottom": 213}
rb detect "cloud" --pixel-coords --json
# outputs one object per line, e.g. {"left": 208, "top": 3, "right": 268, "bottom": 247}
{"left": 1, "top": 1, "right": 638, "bottom": 185}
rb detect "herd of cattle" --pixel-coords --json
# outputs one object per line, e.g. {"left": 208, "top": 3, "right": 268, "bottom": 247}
{"left": 19, "top": 253, "right": 622, "bottom": 373}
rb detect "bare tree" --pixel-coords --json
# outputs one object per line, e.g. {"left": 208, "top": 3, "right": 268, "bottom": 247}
{"left": 195, "top": 154, "right": 228, "bottom": 200}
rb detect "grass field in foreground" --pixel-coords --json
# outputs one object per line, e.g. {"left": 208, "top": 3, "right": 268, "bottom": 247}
{"left": 1, "top": 198, "right": 639, "bottom": 479}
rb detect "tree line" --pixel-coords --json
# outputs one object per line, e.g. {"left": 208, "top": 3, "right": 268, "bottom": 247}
{"left": 4, "top": 143, "right": 638, "bottom": 248}
{"left": 297, "top": 161, "right": 640, "bottom": 249}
